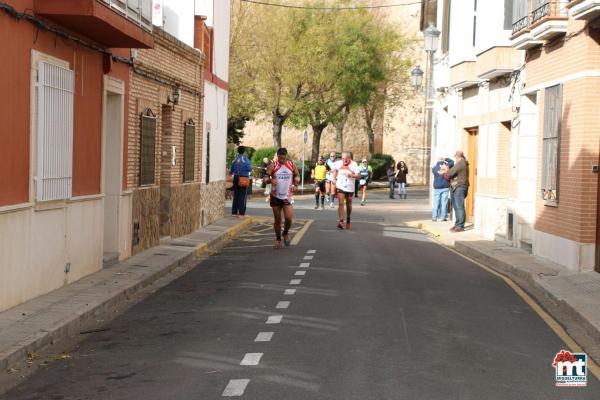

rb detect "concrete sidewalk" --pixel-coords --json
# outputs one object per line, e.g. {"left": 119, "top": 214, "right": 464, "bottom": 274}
{"left": 0, "top": 216, "right": 253, "bottom": 378}
{"left": 408, "top": 218, "right": 600, "bottom": 360}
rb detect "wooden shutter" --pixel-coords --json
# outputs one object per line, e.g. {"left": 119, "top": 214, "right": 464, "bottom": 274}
{"left": 183, "top": 119, "right": 195, "bottom": 182}
{"left": 36, "top": 61, "right": 74, "bottom": 201}
{"left": 541, "top": 84, "right": 562, "bottom": 204}
{"left": 139, "top": 108, "right": 156, "bottom": 186}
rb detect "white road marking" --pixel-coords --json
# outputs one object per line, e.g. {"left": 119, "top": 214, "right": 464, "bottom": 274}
{"left": 295, "top": 271, "right": 306, "bottom": 276}
{"left": 255, "top": 332, "right": 274, "bottom": 342}
{"left": 307, "top": 250, "right": 317, "bottom": 254}
{"left": 290, "top": 279, "right": 302, "bottom": 285}
{"left": 284, "top": 289, "right": 296, "bottom": 295}
{"left": 299, "top": 263, "right": 310, "bottom": 268}
{"left": 240, "top": 353, "right": 263, "bottom": 366}
{"left": 303, "top": 256, "right": 314, "bottom": 260}
{"left": 222, "top": 379, "right": 250, "bottom": 397}
{"left": 276, "top": 301, "right": 290, "bottom": 309}
{"left": 266, "top": 315, "right": 283, "bottom": 324}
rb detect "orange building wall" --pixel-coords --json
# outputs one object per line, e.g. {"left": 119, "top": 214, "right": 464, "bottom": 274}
{"left": 524, "top": 20, "right": 600, "bottom": 245}
{"left": 0, "top": 0, "right": 130, "bottom": 206}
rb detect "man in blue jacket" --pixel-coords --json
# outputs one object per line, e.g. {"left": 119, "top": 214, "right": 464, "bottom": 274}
{"left": 230, "top": 146, "right": 253, "bottom": 217}
{"left": 431, "top": 156, "right": 454, "bottom": 222}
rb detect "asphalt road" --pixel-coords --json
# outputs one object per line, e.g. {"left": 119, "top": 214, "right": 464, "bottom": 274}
{"left": 5, "top": 190, "right": 600, "bottom": 399}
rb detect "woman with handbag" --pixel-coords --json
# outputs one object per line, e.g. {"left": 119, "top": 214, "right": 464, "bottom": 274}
{"left": 230, "top": 146, "right": 253, "bottom": 217}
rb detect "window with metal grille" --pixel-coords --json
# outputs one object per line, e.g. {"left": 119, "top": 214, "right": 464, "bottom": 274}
{"left": 205, "top": 123, "right": 211, "bottom": 184}
{"left": 183, "top": 119, "right": 195, "bottom": 182}
{"left": 140, "top": 108, "right": 157, "bottom": 186}
{"left": 541, "top": 84, "right": 562, "bottom": 205}
{"left": 36, "top": 61, "right": 74, "bottom": 201}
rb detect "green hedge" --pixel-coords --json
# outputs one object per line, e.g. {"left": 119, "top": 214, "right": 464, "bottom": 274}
{"left": 251, "top": 147, "right": 279, "bottom": 166}
{"left": 370, "top": 153, "right": 394, "bottom": 180}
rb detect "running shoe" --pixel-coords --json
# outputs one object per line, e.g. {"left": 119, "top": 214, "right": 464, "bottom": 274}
{"left": 337, "top": 221, "right": 345, "bottom": 229}
{"left": 321, "top": 205, "right": 325, "bottom": 210}
{"left": 314, "top": 205, "right": 319, "bottom": 209}
{"left": 345, "top": 223, "right": 352, "bottom": 229}
{"left": 360, "top": 201, "right": 365, "bottom": 206}
{"left": 283, "top": 233, "right": 290, "bottom": 246}
{"left": 274, "top": 239, "right": 281, "bottom": 249}
{"left": 330, "top": 202, "right": 335, "bottom": 209}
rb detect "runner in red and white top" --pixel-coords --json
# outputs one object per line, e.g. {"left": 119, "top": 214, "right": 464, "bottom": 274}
{"left": 263, "top": 147, "right": 300, "bottom": 249}
{"left": 332, "top": 152, "right": 360, "bottom": 229}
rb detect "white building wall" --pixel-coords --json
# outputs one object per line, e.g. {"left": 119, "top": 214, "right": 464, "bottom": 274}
{"left": 203, "top": 82, "right": 228, "bottom": 182}
{"left": 162, "top": 0, "right": 196, "bottom": 47}
{"left": 475, "top": 0, "right": 512, "bottom": 54}
{"left": 448, "top": 0, "right": 476, "bottom": 66}
{"left": 212, "top": 0, "right": 230, "bottom": 80}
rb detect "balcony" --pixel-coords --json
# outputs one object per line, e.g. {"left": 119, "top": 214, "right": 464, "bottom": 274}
{"left": 449, "top": 61, "right": 480, "bottom": 89}
{"left": 568, "top": 0, "right": 600, "bottom": 20}
{"left": 511, "top": 1, "right": 568, "bottom": 49}
{"left": 476, "top": 47, "right": 522, "bottom": 80}
{"left": 34, "top": 0, "right": 153, "bottom": 48}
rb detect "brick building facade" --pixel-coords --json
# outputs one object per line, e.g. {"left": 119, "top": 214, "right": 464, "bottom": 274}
{"left": 128, "top": 28, "right": 206, "bottom": 254}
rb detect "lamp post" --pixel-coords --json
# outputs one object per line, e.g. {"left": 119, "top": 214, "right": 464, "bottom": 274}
{"left": 411, "top": 65, "right": 424, "bottom": 91}
{"left": 422, "top": 24, "right": 440, "bottom": 188}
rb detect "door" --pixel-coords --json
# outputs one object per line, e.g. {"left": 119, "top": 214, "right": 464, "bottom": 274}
{"left": 103, "top": 92, "right": 124, "bottom": 262}
{"left": 466, "top": 128, "right": 478, "bottom": 224}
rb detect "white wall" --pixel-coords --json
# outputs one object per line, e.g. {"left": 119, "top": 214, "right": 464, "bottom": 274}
{"left": 212, "top": 0, "right": 230, "bottom": 80}
{"left": 448, "top": 0, "right": 476, "bottom": 66}
{"left": 475, "top": 0, "right": 513, "bottom": 54}
{"left": 162, "top": 0, "right": 196, "bottom": 47}
{"left": 203, "top": 82, "right": 228, "bottom": 182}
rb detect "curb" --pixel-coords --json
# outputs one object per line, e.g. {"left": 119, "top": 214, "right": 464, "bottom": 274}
{"left": 0, "top": 217, "right": 254, "bottom": 379}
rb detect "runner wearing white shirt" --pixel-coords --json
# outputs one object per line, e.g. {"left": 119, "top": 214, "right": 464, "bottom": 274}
{"left": 325, "top": 152, "right": 338, "bottom": 208}
{"left": 263, "top": 148, "right": 300, "bottom": 249}
{"left": 332, "top": 152, "right": 360, "bottom": 229}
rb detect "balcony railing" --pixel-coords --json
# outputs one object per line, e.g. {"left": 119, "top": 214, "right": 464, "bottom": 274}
{"left": 531, "top": 1, "right": 568, "bottom": 24}
{"left": 100, "top": 0, "right": 152, "bottom": 31}
{"left": 512, "top": 15, "right": 530, "bottom": 34}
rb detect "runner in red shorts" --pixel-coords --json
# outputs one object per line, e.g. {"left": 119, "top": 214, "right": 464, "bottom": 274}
{"left": 263, "top": 148, "right": 300, "bottom": 249}
{"left": 332, "top": 152, "right": 360, "bottom": 229}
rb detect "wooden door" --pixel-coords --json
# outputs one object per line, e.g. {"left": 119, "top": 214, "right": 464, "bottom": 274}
{"left": 466, "top": 128, "right": 478, "bottom": 224}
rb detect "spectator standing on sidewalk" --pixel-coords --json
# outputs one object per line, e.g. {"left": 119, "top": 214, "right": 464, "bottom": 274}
{"left": 386, "top": 162, "right": 396, "bottom": 199}
{"left": 230, "top": 146, "right": 253, "bottom": 217}
{"left": 431, "top": 156, "right": 453, "bottom": 221}
{"left": 445, "top": 151, "right": 470, "bottom": 232}
{"left": 396, "top": 160, "right": 408, "bottom": 199}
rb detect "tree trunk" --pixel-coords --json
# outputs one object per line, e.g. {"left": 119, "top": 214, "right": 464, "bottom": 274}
{"left": 311, "top": 124, "right": 326, "bottom": 162}
{"left": 272, "top": 115, "right": 284, "bottom": 148}
{"left": 334, "top": 114, "right": 348, "bottom": 153}
{"left": 367, "top": 126, "right": 375, "bottom": 158}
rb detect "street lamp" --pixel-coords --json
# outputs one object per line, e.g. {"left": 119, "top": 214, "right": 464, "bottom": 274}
{"left": 410, "top": 65, "right": 424, "bottom": 91}
{"left": 421, "top": 24, "right": 440, "bottom": 188}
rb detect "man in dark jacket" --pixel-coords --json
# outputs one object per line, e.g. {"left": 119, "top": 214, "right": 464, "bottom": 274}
{"left": 445, "top": 151, "right": 469, "bottom": 232}
{"left": 431, "top": 157, "right": 453, "bottom": 221}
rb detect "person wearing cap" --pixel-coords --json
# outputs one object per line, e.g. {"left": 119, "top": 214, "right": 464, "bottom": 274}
{"left": 325, "top": 152, "right": 338, "bottom": 208}
{"left": 358, "top": 159, "right": 372, "bottom": 206}
{"left": 311, "top": 155, "right": 329, "bottom": 210}
{"left": 263, "top": 147, "right": 300, "bottom": 248}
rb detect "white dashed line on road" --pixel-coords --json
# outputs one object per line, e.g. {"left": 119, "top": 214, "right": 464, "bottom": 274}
{"left": 290, "top": 279, "right": 302, "bottom": 285}
{"left": 307, "top": 250, "right": 317, "bottom": 254}
{"left": 284, "top": 289, "right": 296, "bottom": 295}
{"left": 240, "top": 353, "right": 264, "bottom": 366}
{"left": 222, "top": 379, "right": 250, "bottom": 397}
{"left": 255, "top": 332, "right": 274, "bottom": 342}
{"left": 276, "top": 301, "right": 290, "bottom": 309}
{"left": 299, "top": 263, "right": 310, "bottom": 268}
{"left": 303, "top": 256, "right": 314, "bottom": 260}
{"left": 295, "top": 271, "right": 306, "bottom": 276}
{"left": 266, "top": 315, "right": 283, "bottom": 324}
